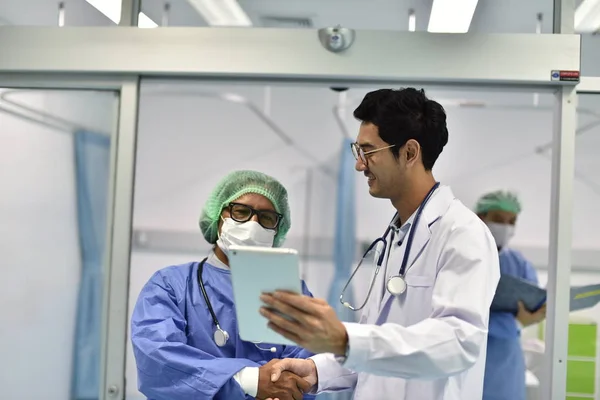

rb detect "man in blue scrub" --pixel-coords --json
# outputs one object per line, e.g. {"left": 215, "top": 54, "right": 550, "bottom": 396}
{"left": 131, "top": 170, "right": 314, "bottom": 400}
{"left": 476, "top": 190, "right": 546, "bottom": 400}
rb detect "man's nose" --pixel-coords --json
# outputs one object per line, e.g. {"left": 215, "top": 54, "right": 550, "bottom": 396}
{"left": 355, "top": 158, "right": 366, "bottom": 172}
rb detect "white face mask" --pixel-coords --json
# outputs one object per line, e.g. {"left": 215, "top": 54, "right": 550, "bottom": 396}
{"left": 486, "top": 222, "right": 515, "bottom": 249}
{"left": 216, "top": 217, "right": 276, "bottom": 255}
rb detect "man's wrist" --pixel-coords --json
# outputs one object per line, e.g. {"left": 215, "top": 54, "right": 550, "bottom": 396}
{"left": 308, "top": 358, "right": 319, "bottom": 389}
{"left": 333, "top": 326, "right": 349, "bottom": 355}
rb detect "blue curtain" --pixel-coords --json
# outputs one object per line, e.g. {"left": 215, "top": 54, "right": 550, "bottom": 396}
{"left": 71, "top": 130, "right": 111, "bottom": 400}
{"left": 320, "top": 138, "right": 356, "bottom": 400}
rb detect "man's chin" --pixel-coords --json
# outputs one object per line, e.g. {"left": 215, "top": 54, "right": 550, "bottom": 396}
{"left": 368, "top": 186, "right": 384, "bottom": 198}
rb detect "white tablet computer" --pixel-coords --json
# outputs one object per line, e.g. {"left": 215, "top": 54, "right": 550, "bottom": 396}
{"left": 228, "top": 245, "right": 302, "bottom": 346}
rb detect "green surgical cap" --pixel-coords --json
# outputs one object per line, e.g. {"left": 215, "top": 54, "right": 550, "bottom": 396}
{"left": 475, "top": 190, "right": 522, "bottom": 215}
{"left": 199, "top": 170, "right": 291, "bottom": 247}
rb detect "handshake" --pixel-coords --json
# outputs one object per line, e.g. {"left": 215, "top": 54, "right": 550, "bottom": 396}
{"left": 255, "top": 358, "right": 318, "bottom": 400}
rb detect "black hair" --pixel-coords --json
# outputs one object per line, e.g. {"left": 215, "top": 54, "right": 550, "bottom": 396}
{"left": 353, "top": 88, "right": 449, "bottom": 170}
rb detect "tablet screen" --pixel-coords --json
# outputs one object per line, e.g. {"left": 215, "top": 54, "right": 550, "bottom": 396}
{"left": 229, "top": 245, "right": 302, "bottom": 346}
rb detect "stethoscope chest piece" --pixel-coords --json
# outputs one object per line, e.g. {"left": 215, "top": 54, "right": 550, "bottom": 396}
{"left": 214, "top": 326, "right": 229, "bottom": 347}
{"left": 198, "top": 258, "right": 231, "bottom": 347}
{"left": 386, "top": 275, "right": 407, "bottom": 296}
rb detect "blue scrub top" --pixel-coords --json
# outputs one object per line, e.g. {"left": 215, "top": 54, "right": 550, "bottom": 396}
{"left": 483, "top": 248, "right": 538, "bottom": 400}
{"left": 131, "top": 258, "right": 315, "bottom": 400}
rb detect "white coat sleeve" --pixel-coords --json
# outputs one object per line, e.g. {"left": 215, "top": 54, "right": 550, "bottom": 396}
{"left": 341, "top": 221, "right": 500, "bottom": 379}
{"left": 310, "top": 353, "right": 358, "bottom": 393}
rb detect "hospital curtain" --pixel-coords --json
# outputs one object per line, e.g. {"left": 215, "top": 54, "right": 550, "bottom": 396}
{"left": 71, "top": 130, "right": 111, "bottom": 400}
{"left": 321, "top": 138, "right": 356, "bottom": 400}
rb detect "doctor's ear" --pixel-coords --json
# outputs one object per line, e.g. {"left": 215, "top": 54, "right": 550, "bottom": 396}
{"left": 404, "top": 140, "right": 420, "bottom": 165}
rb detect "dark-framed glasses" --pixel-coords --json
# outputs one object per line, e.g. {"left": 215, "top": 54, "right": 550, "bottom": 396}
{"left": 228, "top": 202, "right": 282, "bottom": 230}
{"left": 350, "top": 142, "right": 396, "bottom": 166}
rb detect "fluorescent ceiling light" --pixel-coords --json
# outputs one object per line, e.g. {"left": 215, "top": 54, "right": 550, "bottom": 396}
{"left": 85, "top": 1, "right": 158, "bottom": 27}
{"left": 408, "top": 9, "right": 416, "bottom": 32}
{"left": 428, "top": 0, "right": 479, "bottom": 33}
{"left": 58, "top": 2, "right": 65, "bottom": 27}
{"left": 575, "top": 0, "right": 600, "bottom": 33}
{"left": 188, "top": 0, "right": 252, "bottom": 26}
{"left": 138, "top": 12, "right": 158, "bottom": 28}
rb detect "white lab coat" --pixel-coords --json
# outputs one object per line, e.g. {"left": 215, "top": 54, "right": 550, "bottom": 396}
{"left": 311, "top": 185, "right": 500, "bottom": 400}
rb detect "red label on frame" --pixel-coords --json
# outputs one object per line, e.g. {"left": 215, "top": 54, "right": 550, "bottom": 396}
{"left": 560, "top": 71, "right": 580, "bottom": 79}
{"left": 551, "top": 70, "right": 580, "bottom": 82}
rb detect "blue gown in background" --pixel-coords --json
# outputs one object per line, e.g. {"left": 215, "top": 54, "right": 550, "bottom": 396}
{"left": 483, "top": 248, "right": 539, "bottom": 400}
{"left": 131, "top": 257, "right": 316, "bottom": 400}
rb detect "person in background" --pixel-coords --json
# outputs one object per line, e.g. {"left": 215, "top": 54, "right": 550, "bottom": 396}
{"left": 131, "top": 170, "right": 314, "bottom": 400}
{"left": 475, "top": 190, "right": 547, "bottom": 400}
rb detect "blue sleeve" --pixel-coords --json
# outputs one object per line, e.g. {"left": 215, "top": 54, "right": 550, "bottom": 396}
{"left": 131, "top": 270, "right": 258, "bottom": 400}
{"left": 300, "top": 280, "right": 314, "bottom": 299}
{"left": 521, "top": 257, "right": 539, "bottom": 286}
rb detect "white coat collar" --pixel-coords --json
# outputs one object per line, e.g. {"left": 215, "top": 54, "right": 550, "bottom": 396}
{"left": 401, "top": 184, "right": 454, "bottom": 268}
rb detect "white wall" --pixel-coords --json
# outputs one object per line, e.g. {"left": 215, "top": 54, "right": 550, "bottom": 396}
{"left": 0, "top": 89, "right": 115, "bottom": 400}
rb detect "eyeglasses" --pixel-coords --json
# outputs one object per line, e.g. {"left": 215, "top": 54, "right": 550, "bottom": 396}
{"left": 227, "top": 202, "right": 283, "bottom": 230}
{"left": 350, "top": 142, "right": 396, "bottom": 166}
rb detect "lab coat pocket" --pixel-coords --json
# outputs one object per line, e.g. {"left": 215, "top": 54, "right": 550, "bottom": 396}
{"left": 402, "top": 275, "right": 435, "bottom": 325}
{"left": 404, "top": 275, "right": 435, "bottom": 287}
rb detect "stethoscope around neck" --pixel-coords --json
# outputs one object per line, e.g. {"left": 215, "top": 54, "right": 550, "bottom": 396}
{"left": 197, "top": 258, "right": 276, "bottom": 353}
{"left": 339, "top": 182, "right": 440, "bottom": 311}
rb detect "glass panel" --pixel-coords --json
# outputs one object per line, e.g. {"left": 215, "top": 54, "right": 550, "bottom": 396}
{"left": 141, "top": 0, "right": 555, "bottom": 33}
{"left": 534, "top": 92, "right": 600, "bottom": 400}
{"left": 573, "top": 93, "right": 600, "bottom": 248}
{"left": 127, "top": 79, "right": 559, "bottom": 399}
{"left": 128, "top": 81, "right": 356, "bottom": 400}
{"left": 582, "top": 35, "right": 600, "bottom": 77}
{"left": 0, "top": 88, "right": 117, "bottom": 399}
{"left": 0, "top": 0, "right": 159, "bottom": 27}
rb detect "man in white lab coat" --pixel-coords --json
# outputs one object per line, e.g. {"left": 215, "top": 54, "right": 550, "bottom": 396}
{"left": 259, "top": 88, "right": 501, "bottom": 400}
